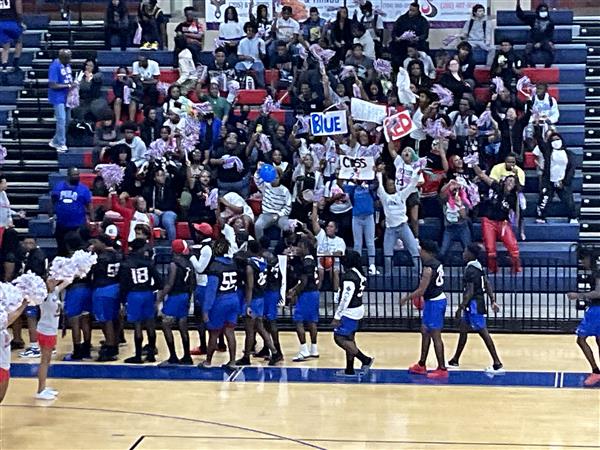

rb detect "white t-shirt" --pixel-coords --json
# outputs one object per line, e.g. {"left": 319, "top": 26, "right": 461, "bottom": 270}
{"left": 237, "top": 36, "right": 266, "bottom": 69}
{"left": 316, "top": 229, "right": 346, "bottom": 256}
{"left": 132, "top": 60, "right": 160, "bottom": 81}
{"left": 219, "top": 21, "right": 244, "bottom": 40}
{"left": 550, "top": 149, "right": 568, "bottom": 183}
{"left": 532, "top": 145, "right": 544, "bottom": 173}
{"left": 223, "top": 192, "right": 254, "bottom": 220}
{"left": 276, "top": 17, "right": 300, "bottom": 42}
{"left": 37, "top": 291, "right": 60, "bottom": 336}
{"left": 129, "top": 211, "right": 151, "bottom": 242}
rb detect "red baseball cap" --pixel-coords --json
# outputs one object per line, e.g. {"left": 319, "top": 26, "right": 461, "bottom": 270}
{"left": 193, "top": 222, "right": 213, "bottom": 237}
{"left": 172, "top": 239, "right": 189, "bottom": 255}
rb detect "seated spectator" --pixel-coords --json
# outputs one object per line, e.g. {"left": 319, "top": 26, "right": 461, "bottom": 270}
{"left": 142, "top": 168, "right": 179, "bottom": 242}
{"left": 459, "top": 3, "right": 495, "bottom": 66}
{"left": 219, "top": 191, "right": 254, "bottom": 231}
{"left": 456, "top": 41, "right": 476, "bottom": 88}
{"left": 439, "top": 179, "right": 472, "bottom": 263}
{"left": 490, "top": 103, "right": 532, "bottom": 162}
{"left": 249, "top": 0, "right": 273, "bottom": 44}
{"left": 390, "top": 2, "right": 430, "bottom": 68}
{"left": 162, "top": 84, "right": 191, "bottom": 117}
{"left": 352, "top": 22, "right": 375, "bottom": 60}
{"left": 109, "top": 191, "right": 153, "bottom": 244}
{"left": 105, "top": 0, "right": 129, "bottom": 52}
{"left": 235, "top": 21, "right": 266, "bottom": 88}
{"left": 352, "top": 1, "right": 384, "bottom": 57}
{"left": 138, "top": 0, "right": 166, "bottom": 50}
{"left": 73, "top": 58, "right": 105, "bottom": 128}
{"left": 253, "top": 165, "right": 292, "bottom": 240}
{"left": 268, "top": 40, "right": 293, "bottom": 79}
{"left": 438, "top": 59, "right": 473, "bottom": 109}
{"left": 402, "top": 43, "right": 436, "bottom": 79}
{"left": 292, "top": 79, "right": 325, "bottom": 115}
{"left": 112, "top": 66, "right": 138, "bottom": 124}
{"left": 517, "top": 0, "right": 554, "bottom": 68}
{"left": 492, "top": 87, "right": 521, "bottom": 116}
{"left": 174, "top": 6, "right": 204, "bottom": 62}
{"left": 407, "top": 59, "right": 432, "bottom": 91}
{"left": 104, "top": 121, "right": 147, "bottom": 168}
{"left": 489, "top": 153, "right": 526, "bottom": 186}
{"left": 132, "top": 55, "right": 160, "bottom": 109}
{"left": 534, "top": 126, "right": 577, "bottom": 224}
{"left": 473, "top": 164, "right": 521, "bottom": 273}
{"left": 329, "top": 7, "right": 353, "bottom": 67}
{"left": 114, "top": 145, "right": 139, "bottom": 195}
{"left": 206, "top": 48, "right": 236, "bottom": 88}
{"left": 94, "top": 117, "right": 121, "bottom": 163}
{"left": 173, "top": 35, "right": 198, "bottom": 95}
{"left": 490, "top": 39, "right": 523, "bottom": 87}
{"left": 219, "top": 6, "right": 245, "bottom": 65}
{"left": 531, "top": 82, "right": 560, "bottom": 124}
{"left": 302, "top": 7, "right": 326, "bottom": 46}
{"left": 210, "top": 132, "right": 251, "bottom": 197}
{"left": 200, "top": 81, "right": 231, "bottom": 123}
{"left": 344, "top": 43, "right": 374, "bottom": 82}
{"left": 139, "top": 107, "right": 161, "bottom": 146}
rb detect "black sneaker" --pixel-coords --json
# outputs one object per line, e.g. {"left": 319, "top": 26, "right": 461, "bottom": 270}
{"left": 268, "top": 352, "right": 284, "bottom": 366}
{"left": 10, "top": 340, "right": 25, "bottom": 350}
{"left": 124, "top": 356, "right": 144, "bottom": 364}
{"left": 158, "top": 355, "right": 179, "bottom": 366}
{"left": 179, "top": 355, "right": 194, "bottom": 365}
{"left": 217, "top": 343, "right": 227, "bottom": 352}
{"left": 96, "top": 353, "right": 118, "bottom": 362}
{"left": 255, "top": 347, "right": 271, "bottom": 359}
{"left": 142, "top": 345, "right": 158, "bottom": 356}
{"left": 145, "top": 353, "right": 157, "bottom": 363}
{"left": 235, "top": 355, "right": 251, "bottom": 366}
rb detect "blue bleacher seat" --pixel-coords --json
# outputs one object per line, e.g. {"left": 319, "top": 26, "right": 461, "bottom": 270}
{"left": 555, "top": 125, "right": 585, "bottom": 146}
{"left": 471, "top": 44, "right": 586, "bottom": 66}
{"left": 557, "top": 64, "right": 586, "bottom": 84}
{"left": 21, "top": 32, "right": 43, "bottom": 48}
{"left": 496, "top": 10, "right": 573, "bottom": 26}
{"left": 557, "top": 105, "right": 585, "bottom": 125}
{"left": 524, "top": 170, "right": 582, "bottom": 193}
{"left": 96, "top": 50, "right": 174, "bottom": 67}
{"left": 552, "top": 85, "right": 585, "bottom": 103}
{"left": 494, "top": 26, "right": 573, "bottom": 45}
{"left": 23, "top": 15, "right": 50, "bottom": 30}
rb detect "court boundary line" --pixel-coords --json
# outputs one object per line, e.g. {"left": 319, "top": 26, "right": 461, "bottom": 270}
{"left": 129, "top": 436, "right": 145, "bottom": 450}
{"left": 0, "top": 404, "right": 326, "bottom": 450}
{"left": 126, "top": 433, "right": 600, "bottom": 449}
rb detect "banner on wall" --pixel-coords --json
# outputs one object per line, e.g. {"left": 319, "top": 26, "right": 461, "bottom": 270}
{"left": 338, "top": 156, "right": 375, "bottom": 180}
{"left": 205, "top": 0, "right": 477, "bottom": 25}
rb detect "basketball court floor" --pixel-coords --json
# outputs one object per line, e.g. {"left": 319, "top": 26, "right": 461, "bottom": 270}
{"left": 1, "top": 331, "right": 599, "bottom": 449}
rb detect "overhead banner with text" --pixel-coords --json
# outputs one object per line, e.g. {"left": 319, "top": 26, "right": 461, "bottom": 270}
{"left": 206, "top": 0, "right": 478, "bottom": 25}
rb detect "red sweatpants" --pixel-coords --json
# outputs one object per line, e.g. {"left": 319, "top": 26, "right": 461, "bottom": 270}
{"left": 481, "top": 217, "right": 521, "bottom": 273}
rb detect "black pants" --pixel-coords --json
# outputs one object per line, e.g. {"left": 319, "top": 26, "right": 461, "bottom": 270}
{"left": 537, "top": 182, "right": 576, "bottom": 220}
{"left": 105, "top": 26, "right": 129, "bottom": 51}
{"left": 525, "top": 40, "right": 554, "bottom": 68}
{"left": 141, "top": 84, "right": 159, "bottom": 108}
{"left": 55, "top": 224, "right": 80, "bottom": 257}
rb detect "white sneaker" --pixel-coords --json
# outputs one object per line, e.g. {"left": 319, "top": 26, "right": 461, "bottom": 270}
{"left": 48, "top": 140, "right": 59, "bottom": 149}
{"left": 35, "top": 389, "right": 57, "bottom": 400}
{"left": 309, "top": 344, "right": 319, "bottom": 358}
{"left": 484, "top": 365, "right": 506, "bottom": 375}
{"left": 19, "top": 346, "right": 41, "bottom": 358}
{"left": 56, "top": 145, "right": 68, "bottom": 153}
{"left": 536, "top": 218, "right": 546, "bottom": 224}
{"left": 368, "top": 264, "right": 380, "bottom": 275}
{"left": 45, "top": 387, "right": 59, "bottom": 396}
{"left": 570, "top": 219, "right": 579, "bottom": 224}
{"left": 292, "top": 352, "right": 310, "bottom": 362}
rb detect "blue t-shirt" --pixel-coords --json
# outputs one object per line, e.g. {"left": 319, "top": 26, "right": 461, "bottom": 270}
{"left": 51, "top": 181, "right": 91, "bottom": 228}
{"left": 48, "top": 59, "right": 73, "bottom": 105}
{"left": 345, "top": 183, "right": 375, "bottom": 217}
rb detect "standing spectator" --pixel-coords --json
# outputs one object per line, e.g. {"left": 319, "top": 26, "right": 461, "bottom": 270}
{"left": 489, "top": 153, "right": 526, "bottom": 186}
{"left": 531, "top": 82, "right": 560, "bottom": 124}
{"left": 174, "top": 6, "right": 204, "bottom": 62}
{"left": 473, "top": 164, "right": 522, "bottom": 273}
{"left": 456, "top": 41, "right": 476, "bottom": 87}
{"left": 112, "top": 66, "right": 138, "bottom": 124}
{"left": 408, "top": 60, "right": 432, "bottom": 91}
{"left": 535, "top": 128, "right": 577, "bottom": 224}
{"left": 138, "top": 0, "right": 166, "bottom": 50}
{"left": 302, "top": 7, "right": 325, "bottom": 46}
{"left": 491, "top": 104, "right": 532, "bottom": 162}
{"left": 174, "top": 36, "right": 198, "bottom": 95}
{"left": 132, "top": 55, "right": 160, "bottom": 109}
{"left": 402, "top": 43, "right": 436, "bottom": 80}
{"left": 219, "top": 6, "right": 245, "bottom": 65}
{"left": 439, "top": 59, "right": 473, "bottom": 109}
{"left": 345, "top": 179, "right": 378, "bottom": 275}
{"left": 139, "top": 107, "right": 161, "bottom": 147}
{"left": 459, "top": 4, "right": 495, "bottom": 66}
{"left": 352, "top": 22, "right": 375, "bottom": 61}
{"left": 235, "top": 21, "right": 266, "bottom": 88}
{"left": 439, "top": 179, "right": 472, "bottom": 263}
{"left": 0, "top": 174, "right": 24, "bottom": 235}
{"left": 48, "top": 49, "right": 73, "bottom": 153}
{"left": 329, "top": 7, "right": 353, "bottom": 67}
{"left": 0, "top": 0, "right": 24, "bottom": 77}
{"left": 188, "top": 169, "right": 217, "bottom": 238}
{"left": 517, "top": 0, "right": 554, "bottom": 68}
{"left": 72, "top": 58, "right": 104, "bottom": 132}
{"left": 51, "top": 168, "right": 92, "bottom": 256}
{"left": 352, "top": 1, "right": 384, "bottom": 57}
{"left": 490, "top": 40, "right": 523, "bottom": 87}
{"left": 94, "top": 117, "right": 120, "bottom": 163}
{"left": 391, "top": 2, "right": 430, "bottom": 69}
{"left": 249, "top": 0, "right": 272, "bottom": 43}
{"left": 109, "top": 191, "right": 153, "bottom": 244}
{"left": 105, "top": 0, "right": 129, "bottom": 52}
{"left": 210, "top": 132, "right": 251, "bottom": 197}
{"left": 253, "top": 165, "right": 292, "bottom": 240}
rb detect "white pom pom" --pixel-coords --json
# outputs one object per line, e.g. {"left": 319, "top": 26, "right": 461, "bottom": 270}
{"left": 12, "top": 272, "right": 48, "bottom": 306}
{"left": 0, "top": 282, "right": 25, "bottom": 315}
{"left": 70, "top": 250, "right": 97, "bottom": 278}
{"left": 0, "top": 305, "right": 7, "bottom": 330}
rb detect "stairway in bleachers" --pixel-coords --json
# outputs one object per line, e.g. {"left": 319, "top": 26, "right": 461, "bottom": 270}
{"left": 2, "top": 18, "right": 103, "bottom": 226}
{"left": 575, "top": 17, "right": 600, "bottom": 241}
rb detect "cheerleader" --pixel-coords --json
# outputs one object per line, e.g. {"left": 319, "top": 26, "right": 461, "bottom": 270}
{"left": 0, "top": 288, "right": 28, "bottom": 403}
{"left": 36, "top": 278, "right": 73, "bottom": 400}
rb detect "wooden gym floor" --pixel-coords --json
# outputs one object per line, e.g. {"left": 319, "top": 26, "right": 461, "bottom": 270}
{"left": 0, "top": 331, "right": 599, "bottom": 450}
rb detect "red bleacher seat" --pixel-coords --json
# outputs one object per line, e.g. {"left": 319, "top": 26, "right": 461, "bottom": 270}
{"left": 92, "top": 196, "right": 109, "bottom": 210}
{"left": 80, "top": 173, "right": 96, "bottom": 188}
{"left": 237, "top": 89, "right": 267, "bottom": 105}
{"left": 276, "top": 91, "right": 291, "bottom": 105}
{"left": 176, "top": 222, "right": 191, "bottom": 239}
{"left": 524, "top": 152, "right": 537, "bottom": 169}
{"left": 474, "top": 68, "right": 490, "bottom": 85}
{"left": 246, "top": 109, "right": 286, "bottom": 123}
{"left": 474, "top": 87, "right": 491, "bottom": 103}
{"left": 265, "top": 69, "right": 280, "bottom": 84}
{"left": 523, "top": 68, "right": 560, "bottom": 84}
{"left": 159, "top": 69, "right": 179, "bottom": 84}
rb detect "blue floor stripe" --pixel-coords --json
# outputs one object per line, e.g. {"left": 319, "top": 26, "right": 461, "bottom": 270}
{"left": 9, "top": 363, "right": 599, "bottom": 389}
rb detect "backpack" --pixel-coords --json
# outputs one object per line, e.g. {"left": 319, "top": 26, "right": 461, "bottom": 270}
{"left": 467, "top": 18, "right": 486, "bottom": 38}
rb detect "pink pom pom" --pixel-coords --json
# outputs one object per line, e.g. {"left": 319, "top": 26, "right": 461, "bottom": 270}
{"left": 477, "top": 111, "right": 492, "bottom": 128}
{"left": 309, "top": 44, "right": 335, "bottom": 66}
{"left": 339, "top": 66, "right": 356, "bottom": 80}
{"left": 399, "top": 30, "right": 417, "bottom": 41}
{"left": 491, "top": 76, "right": 505, "bottom": 94}
{"left": 96, "top": 163, "right": 125, "bottom": 189}
{"left": 431, "top": 84, "right": 454, "bottom": 107}
{"left": 374, "top": 59, "right": 392, "bottom": 78}
{"left": 424, "top": 118, "right": 452, "bottom": 139}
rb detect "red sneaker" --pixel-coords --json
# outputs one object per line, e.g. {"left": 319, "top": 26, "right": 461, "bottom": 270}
{"left": 408, "top": 363, "right": 427, "bottom": 375}
{"left": 427, "top": 368, "right": 449, "bottom": 379}
{"left": 584, "top": 373, "right": 600, "bottom": 387}
{"left": 190, "top": 347, "right": 206, "bottom": 356}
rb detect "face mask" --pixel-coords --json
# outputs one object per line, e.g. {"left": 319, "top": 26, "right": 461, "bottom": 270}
{"left": 551, "top": 139, "right": 563, "bottom": 149}
{"left": 539, "top": 11, "right": 548, "bottom": 18}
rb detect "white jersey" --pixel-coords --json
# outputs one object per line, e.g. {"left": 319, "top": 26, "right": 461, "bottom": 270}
{"left": 0, "top": 329, "right": 11, "bottom": 370}
{"left": 37, "top": 291, "right": 61, "bottom": 336}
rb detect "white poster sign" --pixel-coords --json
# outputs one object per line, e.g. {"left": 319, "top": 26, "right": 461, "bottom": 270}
{"left": 339, "top": 155, "right": 375, "bottom": 180}
{"left": 351, "top": 98, "right": 388, "bottom": 124}
{"left": 383, "top": 110, "right": 416, "bottom": 142}
{"left": 310, "top": 110, "right": 348, "bottom": 136}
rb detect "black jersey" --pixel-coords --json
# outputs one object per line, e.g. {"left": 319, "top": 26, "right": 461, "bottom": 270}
{"left": 423, "top": 258, "right": 445, "bottom": 300}
{"left": 464, "top": 261, "right": 486, "bottom": 313}
{"left": 248, "top": 256, "right": 268, "bottom": 299}
{"left": 265, "top": 253, "right": 281, "bottom": 291}
{"left": 171, "top": 254, "right": 194, "bottom": 294}
{"left": 119, "top": 253, "right": 163, "bottom": 292}
{"left": 206, "top": 256, "right": 239, "bottom": 294}
{"left": 91, "top": 250, "right": 122, "bottom": 288}
{"left": 301, "top": 255, "right": 319, "bottom": 293}
{"left": 0, "top": 0, "right": 19, "bottom": 21}
{"left": 22, "top": 247, "right": 48, "bottom": 278}
{"left": 342, "top": 268, "right": 366, "bottom": 309}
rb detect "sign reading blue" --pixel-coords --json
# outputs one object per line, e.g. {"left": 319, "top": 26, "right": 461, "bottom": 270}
{"left": 309, "top": 110, "right": 348, "bottom": 136}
